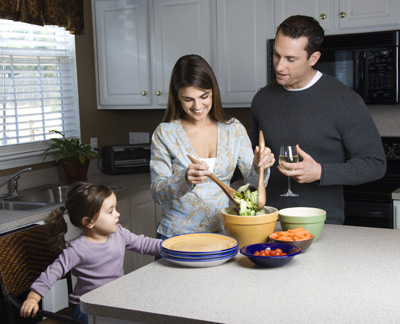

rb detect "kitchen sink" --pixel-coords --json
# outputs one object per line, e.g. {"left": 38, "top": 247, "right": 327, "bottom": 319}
{"left": 0, "top": 201, "right": 48, "bottom": 211}
{"left": 1, "top": 184, "right": 70, "bottom": 205}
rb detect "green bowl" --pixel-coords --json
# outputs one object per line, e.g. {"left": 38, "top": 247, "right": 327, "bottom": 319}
{"left": 278, "top": 207, "right": 326, "bottom": 242}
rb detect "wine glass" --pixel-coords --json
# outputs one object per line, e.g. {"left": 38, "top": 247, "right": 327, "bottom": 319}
{"left": 279, "top": 146, "right": 299, "bottom": 197}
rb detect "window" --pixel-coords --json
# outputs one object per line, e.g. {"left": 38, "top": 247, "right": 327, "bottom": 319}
{"left": 0, "top": 19, "right": 80, "bottom": 169}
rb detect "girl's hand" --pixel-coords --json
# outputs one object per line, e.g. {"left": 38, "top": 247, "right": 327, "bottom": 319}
{"left": 20, "top": 291, "right": 41, "bottom": 318}
{"left": 185, "top": 161, "right": 211, "bottom": 185}
{"left": 253, "top": 145, "right": 275, "bottom": 173}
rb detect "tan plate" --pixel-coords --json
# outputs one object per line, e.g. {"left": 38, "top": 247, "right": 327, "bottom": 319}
{"left": 162, "top": 233, "right": 238, "bottom": 252}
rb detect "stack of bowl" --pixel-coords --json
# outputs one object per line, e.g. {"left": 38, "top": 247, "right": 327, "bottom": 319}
{"left": 160, "top": 233, "right": 238, "bottom": 267}
{"left": 278, "top": 207, "right": 326, "bottom": 242}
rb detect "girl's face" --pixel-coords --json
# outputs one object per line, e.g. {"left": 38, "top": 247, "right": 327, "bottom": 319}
{"left": 178, "top": 86, "right": 213, "bottom": 122}
{"left": 88, "top": 193, "right": 120, "bottom": 237}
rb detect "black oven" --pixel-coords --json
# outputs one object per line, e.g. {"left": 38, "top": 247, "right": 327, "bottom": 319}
{"left": 268, "top": 30, "right": 400, "bottom": 104}
{"left": 343, "top": 137, "right": 400, "bottom": 229}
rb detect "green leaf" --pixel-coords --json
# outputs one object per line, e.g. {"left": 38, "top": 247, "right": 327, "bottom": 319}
{"left": 43, "top": 130, "right": 100, "bottom": 164}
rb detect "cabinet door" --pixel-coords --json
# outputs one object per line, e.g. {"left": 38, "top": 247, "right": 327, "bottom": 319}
{"left": 92, "top": 0, "right": 151, "bottom": 108}
{"left": 216, "top": 0, "right": 269, "bottom": 105}
{"left": 130, "top": 190, "right": 157, "bottom": 270}
{"left": 153, "top": 0, "right": 212, "bottom": 106}
{"left": 274, "top": 0, "right": 330, "bottom": 31}
{"left": 338, "top": 0, "right": 400, "bottom": 30}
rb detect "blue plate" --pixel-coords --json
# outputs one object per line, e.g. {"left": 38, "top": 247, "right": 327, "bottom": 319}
{"left": 160, "top": 248, "right": 238, "bottom": 260}
{"left": 161, "top": 233, "right": 238, "bottom": 255}
{"left": 162, "top": 250, "right": 238, "bottom": 268}
{"left": 240, "top": 243, "right": 301, "bottom": 268}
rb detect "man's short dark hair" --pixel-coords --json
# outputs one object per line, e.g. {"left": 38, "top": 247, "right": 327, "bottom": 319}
{"left": 277, "top": 15, "right": 325, "bottom": 58}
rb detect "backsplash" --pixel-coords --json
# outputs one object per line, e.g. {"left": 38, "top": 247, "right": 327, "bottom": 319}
{"left": 0, "top": 160, "right": 102, "bottom": 196}
{"left": 0, "top": 103, "right": 398, "bottom": 195}
{"left": 368, "top": 105, "right": 400, "bottom": 137}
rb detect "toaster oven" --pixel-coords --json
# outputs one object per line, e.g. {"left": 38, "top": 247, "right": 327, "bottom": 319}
{"left": 102, "top": 144, "right": 150, "bottom": 175}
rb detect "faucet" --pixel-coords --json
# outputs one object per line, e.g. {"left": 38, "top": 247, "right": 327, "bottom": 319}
{"left": 0, "top": 167, "right": 32, "bottom": 196}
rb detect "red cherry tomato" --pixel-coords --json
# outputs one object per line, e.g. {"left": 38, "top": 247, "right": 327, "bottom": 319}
{"left": 253, "top": 247, "right": 288, "bottom": 257}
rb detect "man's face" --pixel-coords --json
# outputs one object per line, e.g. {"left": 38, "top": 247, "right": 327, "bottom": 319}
{"left": 273, "top": 30, "right": 321, "bottom": 89}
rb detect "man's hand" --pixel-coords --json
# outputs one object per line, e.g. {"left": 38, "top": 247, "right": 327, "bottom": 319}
{"left": 278, "top": 145, "right": 321, "bottom": 183}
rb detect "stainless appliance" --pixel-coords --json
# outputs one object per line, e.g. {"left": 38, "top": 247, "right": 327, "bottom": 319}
{"left": 268, "top": 30, "right": 399, "bottom": 104}
{"left": 102, "top": 144, "right": 150, "bottom": 175}
{"left": 343, "top": 137, "right": 400, "bottom": 228}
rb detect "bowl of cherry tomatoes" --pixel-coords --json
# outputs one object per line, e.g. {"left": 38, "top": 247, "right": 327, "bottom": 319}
{"left": 240, "top": 243, "right": 301, "bottom": 268}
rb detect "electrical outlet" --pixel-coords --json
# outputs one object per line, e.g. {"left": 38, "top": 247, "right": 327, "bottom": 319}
{"left": 129, "top": 132, "right": 149, "bottom": 144}
{"left": 90, "top": 137, "right": 98, "bottom": 149}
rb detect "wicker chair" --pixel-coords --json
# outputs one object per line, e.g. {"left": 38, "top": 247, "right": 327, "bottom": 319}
{"left": 0, "top": 224, "right": 83, "bottom": 324}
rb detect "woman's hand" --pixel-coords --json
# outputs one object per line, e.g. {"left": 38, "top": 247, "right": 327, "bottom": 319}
{"left": 20, "top": 290, "right": 41, "bottom": 318}
{"left": 185, "top": 161, "right": 211, "bottom": 185}
{"left": 253, "top": 145, "right": 275, "bottom": 173}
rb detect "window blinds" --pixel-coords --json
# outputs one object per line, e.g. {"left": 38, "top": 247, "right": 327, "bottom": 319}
{"left": 0, "top": 19, "right": 79, "bottom": 146}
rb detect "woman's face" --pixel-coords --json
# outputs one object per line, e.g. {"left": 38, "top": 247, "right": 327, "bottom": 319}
{"left": 178, "top": 86, "right": 213, "bottom": 121}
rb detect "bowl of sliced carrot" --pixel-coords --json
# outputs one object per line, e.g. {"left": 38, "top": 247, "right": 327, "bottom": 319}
{"left": 269, "top": 228, "right": 314, "bottom": 253}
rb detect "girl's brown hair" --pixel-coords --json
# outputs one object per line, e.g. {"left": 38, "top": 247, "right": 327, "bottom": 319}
{"left": 45, "top": 182, "right": 113, "bottom": 251}
{"left": 163, "top": 54, "right": 230, "bottom": 123}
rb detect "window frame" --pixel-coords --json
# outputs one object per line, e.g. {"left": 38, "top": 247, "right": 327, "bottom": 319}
{"left": 0, "top": 20, "right": 81, "bottom": 170}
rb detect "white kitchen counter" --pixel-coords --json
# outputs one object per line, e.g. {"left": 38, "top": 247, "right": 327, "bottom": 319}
{"left": 392, "top": 187, "right": 400, "bottom": 200}
{"left": 80, "top": 224, "right": 400, "bottom": 324}
{"left": 0, "top": 172, "right": 151, "bottom": 233}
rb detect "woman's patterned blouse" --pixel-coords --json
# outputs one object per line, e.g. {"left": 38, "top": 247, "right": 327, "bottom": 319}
{"left": 150, "top": 118, "right": 270, "bottom": 237}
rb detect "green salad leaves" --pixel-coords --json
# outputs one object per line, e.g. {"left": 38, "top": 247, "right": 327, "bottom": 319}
{"left": 233, "top": 183, "right": 265, "bottom": 216}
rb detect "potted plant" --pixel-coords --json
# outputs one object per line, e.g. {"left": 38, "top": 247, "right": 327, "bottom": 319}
{"left": 44, "top": 130, "right": 100, "bottom": 184}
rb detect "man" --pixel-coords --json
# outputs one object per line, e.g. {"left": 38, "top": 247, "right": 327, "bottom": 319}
{"left": 250, "top": 15, "right": 386, "bottom": 224}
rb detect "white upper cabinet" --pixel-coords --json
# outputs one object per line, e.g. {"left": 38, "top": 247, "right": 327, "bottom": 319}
{"left": 92, "top": 0, "right": 150, "bottom": 108}
{"left": 274, "top": 0, "right": 331, "bottom": 32}
{"left": 216, "top": 0, "right": 269, "bottom": 105}
{"left": 93, "top": 0, "right": 400, "bottom": 109}
{"left": 337, "top": 0, "right": 400, "bottom": 31}
{"left": 274, "top": 0, "right": 400, "bottom": 35}
{"left": 92, "top": 0, "right": 212, "bottom": 109}
{"left": 153, "top": 0, "right": 212, "bottom": 107}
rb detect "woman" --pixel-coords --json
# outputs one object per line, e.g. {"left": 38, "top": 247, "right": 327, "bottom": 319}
{"left": 151, "top": 54, "right": 275, "bottom": 239}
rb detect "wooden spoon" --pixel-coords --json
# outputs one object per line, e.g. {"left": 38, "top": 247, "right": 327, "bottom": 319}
{"left": 257, "top": 130, "right": 267, "bottom": 210}
{"left": 187, "top": 155, "right": 239, "bottom": 207}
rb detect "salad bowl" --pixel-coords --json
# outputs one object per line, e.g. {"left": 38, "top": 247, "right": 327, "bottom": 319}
{"left": 221, "top": 206, "right": 278, "bottom": 249}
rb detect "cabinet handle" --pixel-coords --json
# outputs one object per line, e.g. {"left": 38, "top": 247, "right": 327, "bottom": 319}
{"left": 141, "top": 91, "right": 147, "bottom": 96}
{"left": 319, "top": 13, "right": 326, "bottom": 20}
{"left": 156, "top": 90, "right": 162, "bottom": 96}
{"left": 339, "top": 12, "right": 346, "bottom": 18}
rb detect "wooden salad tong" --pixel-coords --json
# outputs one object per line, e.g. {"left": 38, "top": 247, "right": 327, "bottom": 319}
{"left": 187, "top": 155, "right": 239, "bottom": 207}
{"left": 257, "top": 130, "right": 267, "bottom": 210}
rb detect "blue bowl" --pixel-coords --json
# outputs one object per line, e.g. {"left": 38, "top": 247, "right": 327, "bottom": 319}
{"left": 240, "top": 243, "right": 301, "bottom": 268}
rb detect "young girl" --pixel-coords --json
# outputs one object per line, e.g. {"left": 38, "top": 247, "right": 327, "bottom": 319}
{"left": 20, "top": 182, "right": 162, "bottom": 323}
